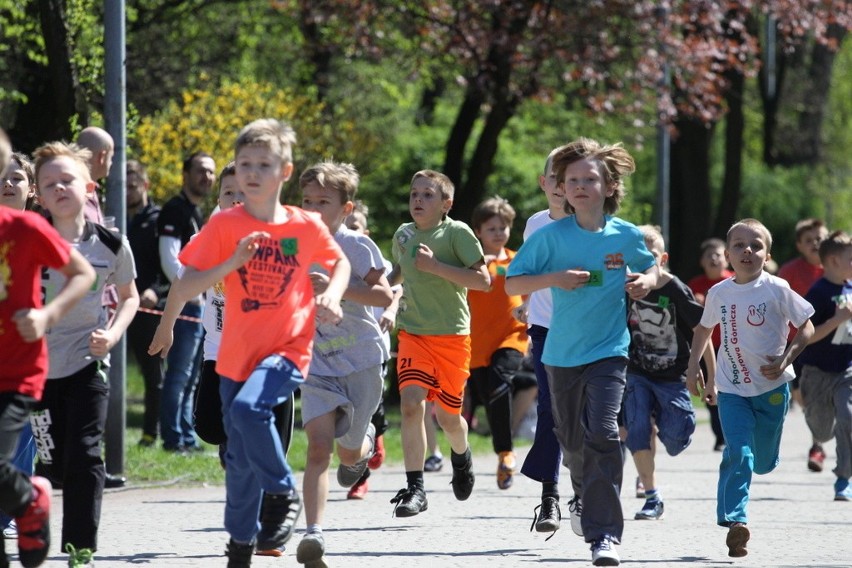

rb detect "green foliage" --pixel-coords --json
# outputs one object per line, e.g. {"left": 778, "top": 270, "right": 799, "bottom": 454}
{"left": 66, "top": 0, "right": 104, "bottom": 103}
{"left": 133, "top": 77, "right": 377, "bottom": 209}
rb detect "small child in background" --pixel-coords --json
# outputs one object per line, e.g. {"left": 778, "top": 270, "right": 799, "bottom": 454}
{"left": 777, "top": 218, "right": 830, "bottom": 471}
{"left": 687, "top": 238, "right": 733, "bottom": 452}
{"left": 797, "top": 230, "right": 852, "bottom": 501}
{"left": 467, "top": 196, "right": 529, "bottom": 490}
{"left": 343, "top": 201, "right": 403, "bottom": 500}
{"left": 298, "top": 161, "right": 392, "bottom": 567}
{"left": 624, "top": 225, "right": 715, "bottom": 521}
{"left": 686, "top": 218, "right": 814, "bottom": 558}
{"left": 32, "top": 141, "right": 139, "bottom": 566}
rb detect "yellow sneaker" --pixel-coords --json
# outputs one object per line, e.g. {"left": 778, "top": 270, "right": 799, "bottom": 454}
{"left": 496, "top": 451, "right": 517, "bottom": 490}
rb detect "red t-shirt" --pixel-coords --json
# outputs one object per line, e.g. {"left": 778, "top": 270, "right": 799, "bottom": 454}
{"left": 687, "top": 270, "right": 734, "bottom": 349}
{"left": 778, "top": 256, "right": 823, "bottom": 297}
{"left": 179, "top": 206, "right": 343, "bottom": 381}
{"left": 0, "top": 208, "right": 71, "bottom": 397}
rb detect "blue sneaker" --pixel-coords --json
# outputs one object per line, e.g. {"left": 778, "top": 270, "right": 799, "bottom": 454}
{"left": 634, "top": 499, "right": 664, "bottom": 520}
{"left": 834, "top": 477, "right": 851, "bottom": 501}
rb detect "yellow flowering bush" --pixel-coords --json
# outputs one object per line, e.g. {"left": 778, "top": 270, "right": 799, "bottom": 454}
{"left": 134, "top": 78, "right": 374, "bottom": 208}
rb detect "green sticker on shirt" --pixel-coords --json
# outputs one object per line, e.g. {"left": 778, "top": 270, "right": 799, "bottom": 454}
{"left": 280, "top": 238, "right": 298, "bottom": 256}
{"left": 587, "top": 270, "right": 603, "bottom": 287}
{"left": 496, "top": 265, "right": 506, "bottom": 276}
{"left": 658, "top": 295, "right": 670, "bottom": 309}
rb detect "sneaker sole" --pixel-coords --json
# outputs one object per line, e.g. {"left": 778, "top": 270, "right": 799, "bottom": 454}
{"left": 834, "top": 493, "right": 851, "bottom": 501}
{"left": 256, "top": 547, "right": 285, "bottom": 557}
{"left": 726, "top": 525, "right": 750, "bottom": 557}
{"left": 634, "top": 512, "right": 664, "bottom": 520}
{"left": 296, "top": 539, "right": 325, "bottom": 564}
{"left": 592, "top": 556, "right": 620, "bottom": 567}
{"left": 393, "top": 499, "right": 428, "bottom": 518}
{"left": 535, "top": 519, "right": 560, "bottom": 533}
{"left": 807, "top": 460, "right": 824, "bottom": 472}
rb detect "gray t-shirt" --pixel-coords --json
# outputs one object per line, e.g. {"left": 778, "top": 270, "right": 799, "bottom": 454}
{"left": 308, "top": 225, "right": 388, "bottom": 377}
{"left": 43, "top": 222, "right": 137, "bottom": 379}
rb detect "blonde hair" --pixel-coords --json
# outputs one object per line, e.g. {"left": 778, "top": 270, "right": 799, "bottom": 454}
{"left": 551, "top": 137, "right": 635, "bottom": 215}
{"left": 638, "top": 224, "right": 665, "bottom": 254}
{"left": 32, "top": 141, "right": 93, "bottom": 187}
{"left": 471, "top": 196, "right": 516, "bottom": 231}
{"left": 235, "top": 118, "right": 297, "bottom": 164}
{"left": 727, "top": 218, "right": 773, "bottom": 252}
{"left": 299, "top": 160, "right": 360, "bottom": 204}
{"left": 411, "top": 169, "right": 454, "bottom": 201}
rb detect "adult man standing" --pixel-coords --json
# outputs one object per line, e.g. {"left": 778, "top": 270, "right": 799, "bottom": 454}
{"left": 157, "top": 152, "right": 216, "bottom": 452}
{"left": 76, "top": 126, "right": 115, "bottom": 224}
{"left": 126, "top": 161, "right": 170, "bottom": 449}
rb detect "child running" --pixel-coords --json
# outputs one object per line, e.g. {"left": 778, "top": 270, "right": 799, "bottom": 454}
{"left": 155, "top": 119, "right": 350, "bottom": 567}
{"left": 686, "top": 218, "right": 814, "bottom": 558}
{"left": 297, "top": 161, "right": 392, "bottom": 567}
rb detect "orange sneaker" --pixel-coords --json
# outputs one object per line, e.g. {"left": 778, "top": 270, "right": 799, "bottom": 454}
{"left": 496, "top": 451, "right": 517, "bottom": 490}
{"left": 368, "top": 435, "right": 385, "bottom": 470}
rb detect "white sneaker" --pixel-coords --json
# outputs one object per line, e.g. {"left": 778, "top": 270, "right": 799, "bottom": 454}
{"left": 567, "top": 495, "right": 583, "bottom": 537}
{"left": 591, "top": 535, "right": 620, "bottom": 566}
{"left": 2, "top": 520, "right": 16, "bottom": 539}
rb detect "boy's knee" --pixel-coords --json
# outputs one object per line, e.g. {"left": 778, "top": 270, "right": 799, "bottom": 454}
{"left": 229, "top": 399, "right": 264, "bottom": 428}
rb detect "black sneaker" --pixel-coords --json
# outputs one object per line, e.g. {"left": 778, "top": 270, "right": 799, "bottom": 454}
{"left": 225, "top": 539, "right": 254, "bottom": 568}
{"left": 390, "top": 487, "right": 428, "bottom": 517}
{"left": 531, "top": 496, "right": 561, "bottom": 539}
{"left": 450, "top": 455, "right": 475, "bottom": 501}
{"left": 255, "top": 490, "right": 302, "bottom": 550}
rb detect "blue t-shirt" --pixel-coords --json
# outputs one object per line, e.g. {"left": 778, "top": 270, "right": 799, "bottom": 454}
{"left": 799, "top": 278, "right": 852, "bottom": 373}
{"left": 507, "top": 215, "right": 655, "bottom": 367}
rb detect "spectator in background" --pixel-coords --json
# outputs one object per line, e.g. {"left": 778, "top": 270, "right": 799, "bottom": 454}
{"left": 75, "top": 127, "right": 114, "bottom": 225}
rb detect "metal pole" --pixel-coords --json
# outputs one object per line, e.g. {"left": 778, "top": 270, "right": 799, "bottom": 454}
{"left": 654, "top": 6, "right": 671, "bottom": 245}
{"left": 104, "top": 0, "right": 127, "bottom": 475}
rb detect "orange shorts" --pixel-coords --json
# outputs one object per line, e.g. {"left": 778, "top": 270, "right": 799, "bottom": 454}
{"left": 396, "top": 330, "right": 471, "bottom": 414}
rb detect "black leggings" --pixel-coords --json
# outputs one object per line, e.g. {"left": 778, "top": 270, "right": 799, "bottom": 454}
{"left": 468, "top": 348, "right": 524, "bottom": 454}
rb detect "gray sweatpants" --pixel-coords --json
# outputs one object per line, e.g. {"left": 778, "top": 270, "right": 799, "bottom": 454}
{"left": 546, "top": 357, "right": 626, "bottom": 543}
{"left": 801, "top": 365, "right": 852, "bottom": 479}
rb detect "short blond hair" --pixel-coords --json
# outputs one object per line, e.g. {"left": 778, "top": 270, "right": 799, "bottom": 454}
{"left": 727, "top": 218, "right": 773, "bottom": 252}
{"left": 552, "top": 137, "right": 635, "bottom": 215}
{"left": 235, "top": 118, "right": 296, "bottom": 164}
{"left": 411, "top": 169, "right": 454, "bottom": 201}
{"left": 299, "top": 160, "right": 360, "bottom": 204}
{"left": 33, "top": 141, "right": 93, "bottom": 187}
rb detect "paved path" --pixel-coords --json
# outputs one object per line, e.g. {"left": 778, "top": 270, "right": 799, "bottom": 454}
{"left": 35, "top": 407, "right": 852, "bottom": 567}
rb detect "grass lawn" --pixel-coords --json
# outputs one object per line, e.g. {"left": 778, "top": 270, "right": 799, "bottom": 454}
{"left": 122, "top": 362, "right": 523, "bottom": 485}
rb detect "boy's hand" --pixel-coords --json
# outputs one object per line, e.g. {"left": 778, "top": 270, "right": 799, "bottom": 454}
{"left": 686, "top": 362, "right": 703, "bottom": 397}
{"left": 148, "top": 324, "right": 174, "bottom": 358}
{"left": 139, "top": 288, "right": 159, "bottom": 309}
{"left": 315, "top": 294, "right": 343, "bottom": 325}
{"left": 230, "top": 231, "right": 270, "bottom": 268}
{"left": 703, "top": 377, "right": 718, "bottom": 406}
{"left": 759, "top": 354, "right": 787, "bottom": 381}
{"left": 309, "top": 271, "right": 330, "bottom": 295}
{"left": 89, "top": 328, "right": 117, "bottom": 357}
{"left": 413, "top": 243, "right": 439, "bottom": 274}
{"left": 625, "top": 272, "right": 653, "bottom": 300}
{"left": 512, "top": 303, "right": 528, "bottom": 324}
{"left": 12, "top": 308, "right": 50, "bottom": 342}
{"left": 552, "top": 269, "right": 590, "bottom": 291}
{"left": 378, "top": 310, "right": 397, "bottom": 333}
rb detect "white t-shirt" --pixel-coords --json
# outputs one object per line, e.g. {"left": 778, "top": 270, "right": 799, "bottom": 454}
{"left": 522, "top": 209, "right": 558, "bottom": 328}
{"left": 701, "top": 271, "right": 814, "bottom": 397}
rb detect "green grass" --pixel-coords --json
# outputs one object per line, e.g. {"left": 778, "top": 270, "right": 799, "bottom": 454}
{"left": 123, "top": 362, "right": 521, "bottom": 485}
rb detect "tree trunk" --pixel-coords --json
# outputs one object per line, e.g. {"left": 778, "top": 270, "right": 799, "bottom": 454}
{"left": 668, "top": 119, "right": 716, "bottom": 281}
{"left": 443, "top": 83, "right": 484, "bottom": 192}
{"left": 715, "top": 70, "right": 745, "bottom": 238}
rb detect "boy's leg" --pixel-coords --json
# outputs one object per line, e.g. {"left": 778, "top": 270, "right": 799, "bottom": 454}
{"left": 751, "top": 384, "right": 790, "bottom": 475}
{"left": 57, "top": 363, "right": 110, "bottom": 552}
{"left": 127, "top": 311, "right": 164, "bottom": 444}
{"left": 0, "top": 395, "right": 37, "bottom": 520}
{"left": 800, "top": 365, "right": 838, "bottom": 457}
{"left": 302, "top": 412, "right": 337, "bottom": 528}
{"left": 544, "top": 365, "right": 585, "bottom": 498}
{"left": 624, "top": 374, "right": 661, "bottom": 520}
{"left": 399, "top": 386, "right": 428, "bottom": 472}
{"left": 179, "top": 345, "right": 204, "bottom": 448}
{"left": 715, "top": 392, "right": 757, "bottom": 526}
{"left": 832, "top": 369, "right": 852, "bottom": 482}
{"left": 159, "top": 303, "right": 203, "bottom": 451}
{"left": 193, "top": 360, "right": 226, "bottom": 445}
{"left": 485, "top": 349, "right": 522, "bottom": 455}
{"left": 521, "top": 326, "right": 562, "bottom": 484}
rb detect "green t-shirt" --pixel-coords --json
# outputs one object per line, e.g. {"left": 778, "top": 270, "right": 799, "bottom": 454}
{"left": 392, "top": 217, "right": 484, "bottom": 335}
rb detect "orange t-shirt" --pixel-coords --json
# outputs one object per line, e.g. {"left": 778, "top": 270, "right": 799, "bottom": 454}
{"left": 467, "top": 248, "right": 528, "bottom": 369}
{"left": 179, "top": 206, "right": 343, "bottom": 381}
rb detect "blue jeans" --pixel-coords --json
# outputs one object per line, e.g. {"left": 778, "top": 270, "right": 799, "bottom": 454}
{"left": 220, "top": 355, "right": 304, "bottom": 543}
{"left": 520, "top": 325, "right": 562, "bottom": 484}
{"left": 624, "top": 373, "right": 696, "bottom": 456}
{"left": 716, "top": 383, "right": 789, "bottom": 526}
{"left": 159, "top": 302, "right": 204, "bottom": 450}
{"left": 0, "top": 421, "right": 35, "bottom": 528}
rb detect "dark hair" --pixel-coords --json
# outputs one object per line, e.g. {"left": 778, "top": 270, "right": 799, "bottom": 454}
{"left": 471, "top": 196, "right": 516, "bottom": 232}
{"left": 183, "top": 151, "right": 213, "bottom": 173}
{"left": 818, "top": 230, "right": 852, "bottom": 264}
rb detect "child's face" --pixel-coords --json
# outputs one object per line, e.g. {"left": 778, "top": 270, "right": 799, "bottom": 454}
{"left": 560, "top": 158, "right": 610, "bottom": 217}
{"left": 796, "top": 227, "right": 828, "bottom": 266}
{"left": 726, "top": 226, "right": 771, "bottom": 283}
{"left": 646, "top": 241, "right": 668, "bottom": 268}
{"left": 699, "top": 245, "right": 727, "bottom": 279}
{"left": 409, "top": 177, "right": 451, "bottom": 229}
{"left": 235, "top": 146, "right": 291, "bottom": 203}
{"left": 301, "top": 181, "right": 351, "bottom": 232}
{"left": 825, "top": 247, "right": 852, "bottom": 282}
{"left": 36, "top": 156, "right": 92, "bottom": 220}
{"left": 0, "top": 161, "right": 34, "bottom": 210}
{"left": 126, "top": 168, "right": 147, "bottom": 211}
{"left": 345, "top": 211, "right": 369, "bottom": 235}
{"left": 475, "top": 215, "right": 510, "bottom": 254}
{"left": 538, "top": 160, "right": 564, "bottom": 212}
{"left": 218, "top": 175, "right": 244, "bottom": 211}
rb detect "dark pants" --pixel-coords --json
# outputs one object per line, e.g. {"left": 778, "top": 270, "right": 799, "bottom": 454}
{"left": 0, "top": 393, "right": 37, "bottom": 519}
{"left": 127, "top": 311, "right": 165, "bottom": 439}
{"left": 31, "top": 362, "right": 109, "bottom": 550}
{"left": 521, "top": 325, "right": 563, "bottom": 483}
{"left": 469, "top": 348, "right": 523, "bottom": 454}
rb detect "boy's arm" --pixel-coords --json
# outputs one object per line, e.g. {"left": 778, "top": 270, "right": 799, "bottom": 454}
{"left": 413, "top": 244, "right": 490, "bottom": 291}
{"left": 90, "top": 280, "right": 140, "bottom": 357}
{"left": 807, "top": 301, "right": 852, "bottom": 344}
{"left": 13, "top": 248, "right": 96, "bottom": 342}
{"left": 342, "top": 267, "right": 393, "bottom": 308}
{"left": 148, "top": 285, "right": 190, "bottom": 358}
{"left": 177, "top": 230, "right": 270, "bottom": 299}
{"left": 760, "top": 319, "right": 815, "bottom": 380}
{"left": 387, "top": 263, "right": 403, "bottom": 287}
{"left": 625, "top": 264, "right": 661, "bottom": 300}
{"left": 315, "top": 257, "right": 351, "bottom": 325}
{"left": 377, "top": 286, "right": 404, "bottom": 333}
{"left": 686, "top": 324, "right": 714, "bottom": 403}
{"left": 505, "top": 270, "right": 590, "bottom": 296}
